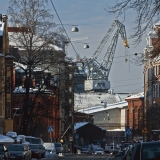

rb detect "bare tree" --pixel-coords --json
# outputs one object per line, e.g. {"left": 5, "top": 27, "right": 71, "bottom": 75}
{"left": 7, "top": 0, "right": 67, "bottom": 135}
{"left": 107, "top": 0, "right": 160, "bottom": 44}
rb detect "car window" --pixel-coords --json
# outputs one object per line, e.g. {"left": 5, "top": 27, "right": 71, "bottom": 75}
{"left": 142, "top": 143, "right": 160, "bottom": 159}
{"left": 8, "top": 145, "right": 24, "bottom": 151}
{"left": 82, "top": 148, "right": 87, "bottom": 151}
{"left": 0, "top": 145, "right": 4, "bottom": 152}
{"left": 25, "top": 137, "right": 32, "bottom": 143}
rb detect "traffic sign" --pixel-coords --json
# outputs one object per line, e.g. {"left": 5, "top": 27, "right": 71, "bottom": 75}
{"left": 126, "top": 128, "right": 132, "bottom": 135}
{"left": 48, "top": 126, "right": 54, "bottom": 132}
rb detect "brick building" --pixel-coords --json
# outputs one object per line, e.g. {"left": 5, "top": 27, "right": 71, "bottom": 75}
{"left": 125, "top": 93, "right": 144, "bottom": 140}
{"left": 0, "top": 15, "right": 14, "bottom": 134}
{"left": 143, "top": 22, "right": 160, "bottom": 137}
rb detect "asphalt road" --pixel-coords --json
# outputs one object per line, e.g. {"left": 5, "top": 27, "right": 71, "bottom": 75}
{"left": 39, "top": 153, "right": 118, "bottom": 160}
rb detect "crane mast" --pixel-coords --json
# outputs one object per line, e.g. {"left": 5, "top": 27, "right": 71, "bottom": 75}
{"left": 84, "top": 19, "right": 129, "bottom": 92}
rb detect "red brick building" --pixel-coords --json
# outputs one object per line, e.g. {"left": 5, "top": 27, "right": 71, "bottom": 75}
{"left": 125, "top": 93, "right": 144, "bottom": 140}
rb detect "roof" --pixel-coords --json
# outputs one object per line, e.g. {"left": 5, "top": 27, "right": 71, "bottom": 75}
{"left": 74, "top": 122, "right": 89, "bottom": 130}
{"left": 8, "top": 32, "right": 63, "bottom": 51}
{"left": 125, "top": 92, "right": 144, "bottom": 100}
{"left": 74, "top": 92, "right": 129, "bottom": 110}
{"left": 78, "top": 101, "right": 127, "bottom": 114}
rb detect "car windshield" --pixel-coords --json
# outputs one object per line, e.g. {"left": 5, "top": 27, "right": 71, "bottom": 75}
{"left": 54, "top": 143, "right": 61, "bottom": 147}
{"left": 96, "top": 148, "right": 103, "bottom": 151}
{"left": 38, "top": 145, "right": 44, "bottom": 149}
{"left": 82, "top": 148, "right": 87, "bottom": 151}
{"left": 8, "top": 145, "right": 24, "bottom": 151}
{"left": 0, "top": 145, "right": 4, "bottom": 152}
{"left": 31, "top": 138, "right": 41, "bottom": 144}
{"left": 29, "top": 145, "right": 38, "bottom": 149}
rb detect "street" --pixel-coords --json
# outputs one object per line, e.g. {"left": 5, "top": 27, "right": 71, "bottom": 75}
{"left": 39, "top": 153, "right": 117, "bottom": 160}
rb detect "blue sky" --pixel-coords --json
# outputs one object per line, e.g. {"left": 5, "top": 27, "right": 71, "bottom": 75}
{"left": 1, "top": 0, "right": 145, "bottom": 93}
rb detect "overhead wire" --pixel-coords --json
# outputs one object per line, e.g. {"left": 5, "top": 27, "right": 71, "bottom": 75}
{"left": 49, "top": 0, "right": 79, "bottom": 58}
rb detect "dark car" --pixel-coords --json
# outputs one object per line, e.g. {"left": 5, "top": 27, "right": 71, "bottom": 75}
{"left": 7, "top": 144, "right": 31, "bottom": 160}
{"left": 28, "top": 144, "right": 41, "bottom": 159}
{"left": 37, "top": 144, "right": 46, "bottom": 158}
{"left": 0, "top": 144, "right": 9, "bottom": 160}
{"left": 130, "top": 141, "right": 160, "bottom": 160}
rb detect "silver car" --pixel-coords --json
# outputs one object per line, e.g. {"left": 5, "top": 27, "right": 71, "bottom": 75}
{"left": 93, "top": 148, "right": 104, "bottom": 155}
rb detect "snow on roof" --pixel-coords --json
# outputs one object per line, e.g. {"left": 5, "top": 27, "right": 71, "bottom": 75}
{"left": 9, "top": 32, "right": 63, "bottom": 51}
{"left": 78, "top": 101, "right": 127, "bottom": 114}
{"left": 74, "top": 122, "right": 89, "bottom": 130}
{"left": 14, "top": 62, "right": 27, "bottom": 70}
{"left": 0, "top": 134, "right": 15, "bottom": 142}
{"left": 0, "top": 22, "right": 4, "bottom": 36}
{"left": 14, "top": 62, "right": 51, "bottom": 73}
{"left": 74, "top": 92, "right": 128, "bottom": 110}
{"left": 107, "top": 128, "right": 125, "bottom": 131}
{"left": 125, "top": 92, "right": 144, "bottom": 100}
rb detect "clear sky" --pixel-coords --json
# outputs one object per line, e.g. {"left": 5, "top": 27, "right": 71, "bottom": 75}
{"left": 1, "top": 0, "right": 146, "bottom": 94}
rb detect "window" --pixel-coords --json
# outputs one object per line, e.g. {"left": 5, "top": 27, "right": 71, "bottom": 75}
{"left": 158, "top": 65, "right": 160, "bottom": 75}
{"left": 6, "top": 77, "right": 11, "bottom": 93}
{"left": 6, "top": 102, "right": 11, "bottom": 118}
{"left": 153, "top": 84, "right": 160, "bottom": 97}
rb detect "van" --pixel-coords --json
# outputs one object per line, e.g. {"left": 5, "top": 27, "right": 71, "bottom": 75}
{"left": 17, "top": 135, "right": 30, "bottom": 144}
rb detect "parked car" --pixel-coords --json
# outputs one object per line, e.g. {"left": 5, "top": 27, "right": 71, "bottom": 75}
{"left": 7, "top": 144, "right": 31, "bottom": 160}
{"left": 81, "top": 147, "right": 90, "bottom": 154}
{"left": 130, "top": 141, "right": 160, "bottom": 160}
{"left": 54, "top": 143, "right": 63, "bottom": 154}
{"left": 37, "top": 144, "right": 46, "bottom": 158}
{"left": 6, "top": 132, "right": 17, "bottom": 140}
{"left": 92, "top": 148, "right": 104, "bottom": 155}
{"left": 105, "top": 143, "right": 119, "bottom": 153}
{"left": 28, "top": 144, "right": 41, "bottom": 159}
{"left": 0, "top": 144, "right": 9, "bottom": 160}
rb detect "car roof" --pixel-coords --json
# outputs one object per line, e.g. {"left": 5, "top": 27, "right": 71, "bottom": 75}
{"left": 136, "top": 141, "right": 160, "bottom": 146}
{"left": 9, "top": 144, "right": 24, "bottom": 146}
{"left": 28, "top": 144, "right": 38, "bottom": 145}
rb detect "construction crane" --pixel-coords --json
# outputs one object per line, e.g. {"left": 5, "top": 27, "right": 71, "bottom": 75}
{"left": 84, "top": 19, "right": 129, "bottom": 92}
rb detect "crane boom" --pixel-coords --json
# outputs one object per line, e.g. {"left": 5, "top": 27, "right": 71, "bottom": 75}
{"left": 84, "top": 19, "right": 129, "bottom": 92}
{"left": 91, "top": 20, "right": 117, "bottom": 60}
